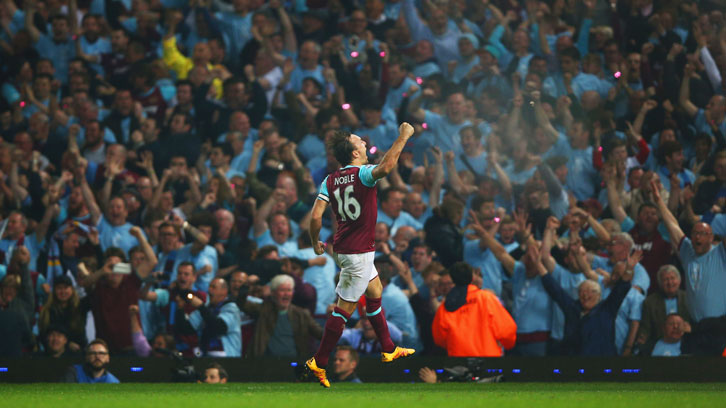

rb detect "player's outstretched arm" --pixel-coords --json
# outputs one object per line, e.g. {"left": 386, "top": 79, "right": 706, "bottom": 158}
{"left": 371, "top": 122, "right": 415, "bottom": 180}
{"left": 310, "top": 198, "right": 329, "bottom": 255}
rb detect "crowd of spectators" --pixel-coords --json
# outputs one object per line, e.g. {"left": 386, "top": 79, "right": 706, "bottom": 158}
{"left": 1, "top": 0, "right": 726, "bottom": 365}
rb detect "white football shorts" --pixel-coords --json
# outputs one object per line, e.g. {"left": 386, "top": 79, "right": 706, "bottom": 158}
{"left": 333, "top": 251, "right": 378, "bottom": 302}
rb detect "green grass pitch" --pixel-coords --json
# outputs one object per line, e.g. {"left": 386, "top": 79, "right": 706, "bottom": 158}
{"left": 1, "top": 383, "right": 725, "bottom": 408}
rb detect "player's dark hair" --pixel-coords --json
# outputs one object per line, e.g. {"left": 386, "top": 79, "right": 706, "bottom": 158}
{"left": 327, "top": 130, "right": 356, "bottom": 166}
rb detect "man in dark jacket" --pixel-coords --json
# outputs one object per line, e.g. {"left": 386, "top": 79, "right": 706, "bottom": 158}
{"left": 637, "top": 264, "right": 691, "bottom": 355}
{"left": 0, "top": 247, "right": 35, "bottom": 357}
{"left": 539, "top": 254, "right": 634, "bottom": 356}
{"left": 424, "top": 196, "right": 464, "bottom": 267}
{"left": 240, "top": 274, "right": 322, "bottom": 357}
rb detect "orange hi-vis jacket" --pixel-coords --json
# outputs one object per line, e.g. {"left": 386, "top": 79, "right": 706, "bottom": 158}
{"left": 432, "top": 285, "right": 517, "bottom": 357}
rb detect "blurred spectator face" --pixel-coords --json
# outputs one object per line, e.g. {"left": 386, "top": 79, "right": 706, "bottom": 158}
{"left": 86, "top": 342, "right": 110, "bottom": 370}
{"left": 415, "top": 39, "right": 435, "bottom": 61}
{"left": 54, "top": 282, "right": 74, "bottom": 303}
{"left": 403, "top": 192, "right": 426, "bottom": 219}
{"left": 159, "top": 191, "right": 174, "bottom": 213}
{"left": 107, "top": 197, "right": 128, "bottom": 226}
{"left": 606, "top": 236, "right": 630, "bottom": 262}
{"left": 159, "top": 224, "right": 180, "bottom": 253}
{"left": 229, "top": 271, "right": 247, "bottom": 295}
{"left": 665, "top": 149, "right": 685, "bottom": 172}
{"left": 14, "top": 132, "right": 33, "bottom": 155}
{"left": 82, "top": 16, "right": 100, "bottom": 41}
{"left": 299, "top": 41, "right": 321, "bottom": 69}
{"left": 349, "top": 10, "right": 367, "bottom": 35}
{"left": 192, "top": 43, "right": 211, "bottom": 65}
{"left": 6, "top": 213, "right": 26, "bottom": 239}
{"left": 559, "top": 55, "right": 577, "bottom": 75}
{"left": 460, "top": 128, "right": 480, "bottom": 152}
{"left": 51, "top": 17, "right": 69, "bottom": 41}
{"left": 580, "top": 91, "right": 601, "bottom": 112}
{"left": 361, "top": 318, "right": 376, "bottom": 340}
{"left": 189, "top": 66, "right": 210, "bottom": 87}
{"left": 229, "top": 111, "right": 251, "bottom": 134}
{"left": 555, "top": 35, "right": 573, "bottom": 54}
{"left": 659, "top": 269, "right": 680, "bottom": 297}
{"left": 122, "top": 191, "right": 140, "bottom": 214}
{"left": 272, "top": 281, "right": 293, "bottom": 309}
{"left": 457, "top": 37, "right": 474, "bottom": 58}
{"left": 428, "top": 9, "right": 448, "bottom": 34}
{"left": 636, "top": 205, "right": 659, "bottom": 234}
{"left": 663, "top": 315, "right": 684, "bottom": 342}
{"left": 392, "top": 226, "right": 415, "bottom": 252}
{"left": 513, "top": 30, "right": 530, "bottom": 52}
{"left": 381, "top": 190, "right": 403, "bottom": 218}
{"left": 136, "top": 177, "right": 153, "bottom": 202}
{"left": 111, "top": 29, "right": 129, "bottom": 52}
{"left": 333, "top": 349, "right": 357, "bottom": 377}
{"left": 204, "top": 367, "right": 227, "bottom": 384}
{"left": 362, "top": 108, "right": 382, "bottom": 128}
{"left": 374, "top": 222, "right": 390, "bottom": 243}
{"left": 208, "top": 279, "right": 228, "bottom": 304}
{"left": 411, "top": 246, "right": 432, "bottom": 271}
{"left": 62, "top": 232, "right": 81, "bottom": 257}
{"left": 68, "top": 186, "right": 85, "bottom": 214}
{"left": 706, "top": 96, "right": 726, "bottom": 121}
{"left": 224, "top": 82, "right": 247, "bottom": 107}
{"left": 276, "top": 175, "right": 298, "bottom": 204}
{"left": 387, "top": 63, "right": 406, "bottom": 88}
{"left": 499, "top": 222, "right": 517, "bottom": 244}
{"left": 34, "top": 75, "right": 51, "bottom": 98}
{"left": 603, "top": 43, "right": 620, "bottom": 65}
{"left": 233, "top": 0, "right": 248, "bottom": 13}
{"left": 209, "top": 147, "right": 229, "bottom": 168}
{"left": 215, "top": 209, "right": 234, "bottom": 238}
{"left": 690, "top": 223, "right": 713, "bottom": 256}
{"left": 365, "top": 0, "right": 384, "bottom": 19}
{"left": 627, "top": 53, "right": 641, "bottom": 78}
{"left": 176, "top": 84, "right": 192, "bottom": 106}
{"left": 270, "top": 214, "right": 291, "bottom": 244}
{"left": 436, "top": 273, "right": 454, "bottom": 297}
{"left": 578, "top": 281, "right": 601, "bottom": 312}
{"left": 170, "top": 113, "right": 191, "bottom": 135}
{"left": 446, "top": 93, "right": 466, "bottom": 123}
{"left": 628, "top": 168, "right": 643, "bottom": 190}
{"left": 130, "top": 249, "right": 146, "bottom": 270}
{"left": 176, "top": 264, "right": 196, "bottom": 290}
{"left": 114, "top": 90, "right": 133, "bottom": 116}
{"left": 47, "top": 330, "right": 68, "bottom": 356}
{"left": 714, "top": 157, "right": 726, "bottom": 182}
{"left": 85, "top": 122, "right": 102, "bottom": 147}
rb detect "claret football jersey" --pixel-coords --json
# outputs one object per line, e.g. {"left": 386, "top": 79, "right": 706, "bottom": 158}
{"left": 318, "top": 165, "right": 379, "bottom": 254}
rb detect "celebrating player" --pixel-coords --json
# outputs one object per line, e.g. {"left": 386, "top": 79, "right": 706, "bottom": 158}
{"left": 305, "top": 123, "right": 416, "bottom": 388}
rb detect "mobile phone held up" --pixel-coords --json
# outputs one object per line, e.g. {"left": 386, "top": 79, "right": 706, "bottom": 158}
{"left": 112, "top": 263, "right": 132, "bottom": 274}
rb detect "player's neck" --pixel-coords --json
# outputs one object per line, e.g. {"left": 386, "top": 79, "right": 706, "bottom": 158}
{"left": 348, "top": 158, "right": 366, "bottom": 167}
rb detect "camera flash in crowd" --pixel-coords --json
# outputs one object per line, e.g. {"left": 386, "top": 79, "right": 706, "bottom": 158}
{"left": 350, "top": 51, "right": 359, "bottom": 58}
{"left": 369, "top": 146, "right": 378, "bottom": 154}
{"left": 416, "top": 77, "right": 423, "bottom": 85}
{"left": 614, "top": 71, "right": 622, "bottom": 79}
{"left": 341, "top": 103, "right": 351, "bottom": 110}
{"left": 379, "top": 51, "right": 386, "bottom": 57}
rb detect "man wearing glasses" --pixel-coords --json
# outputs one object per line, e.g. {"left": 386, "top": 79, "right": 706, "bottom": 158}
{"left": 62, "top": 339, "right": 120, "bottom": 383}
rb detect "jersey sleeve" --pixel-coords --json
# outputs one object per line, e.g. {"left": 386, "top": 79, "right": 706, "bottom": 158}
{"left": 317, "top": 176, "right": 329, "bottom": 202}
{"left": 359, "top": 165, "right": 379, "bottom": 187}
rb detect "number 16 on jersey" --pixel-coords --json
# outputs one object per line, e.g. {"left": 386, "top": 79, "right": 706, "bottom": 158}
{"left": 333, "top": 185, "right": 361, "bottom": 221}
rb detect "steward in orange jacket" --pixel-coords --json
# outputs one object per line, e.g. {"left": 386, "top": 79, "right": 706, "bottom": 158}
{"left": 432, "top": 263, "right": 517, "bottom": 357}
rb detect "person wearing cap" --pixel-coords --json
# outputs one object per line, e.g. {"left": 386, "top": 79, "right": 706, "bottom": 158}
{"left": 38, "top": 274, "right": 89, "bottom": 351}
{"left": 432, "top": 262, "right": 517, "bottom": 356}
{"left": 39, "top": 324, "right": 79, "bottom": 358}
{"left": 450, "top": 34, "right": 480, "bottom": 84}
